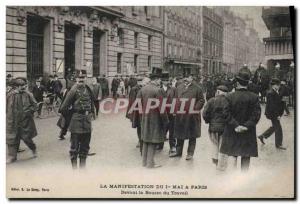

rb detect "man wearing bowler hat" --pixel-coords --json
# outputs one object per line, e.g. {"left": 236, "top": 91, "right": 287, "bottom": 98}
{"left": 59, "top": 70, "right": 96, "bottom": 169}
{"left": 258, "top": 78, "right": 286, "bottom": 150}
{"left": 220, "top": 67, "right": 261, "bottom": 172}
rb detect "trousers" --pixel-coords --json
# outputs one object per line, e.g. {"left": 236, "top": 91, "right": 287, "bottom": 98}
{"left": 142, "top": 142, "right": 156, "bottom": 168}
{"left": 261, "top": 118, "right": 283, "bottom": 147}
{"left": 176, "top": 138, "right": 196, "bottom": 156}
{"left": 70, "top": 133, "right": 91, "bottom": 159}
{"left": 7, "top": 129, "right": 36, "bottom": 159}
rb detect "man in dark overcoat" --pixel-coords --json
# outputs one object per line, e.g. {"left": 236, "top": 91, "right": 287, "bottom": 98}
{"left": 137, "top": 74, "right": 169, "bottom": 168}
{"left": 99, "top": 74, "right": 109, "bottom": 98}
{"left": 59, "top": 70, "right": 95, "bottom": 169}
{"left": 170, "top": 75, "right": 205, "bottom": 160}
{"left": 258, "top": 78, "right": 286, "bottom": 150}
{"left": 126, "top": 77, "right": 150, "bottom": 154}
{"left": 220, "top": 68, "right": 261, "bottom": 172}
{"left": 6, "top": 77, "right": 38, "bottom": 164}
{"left": 111, "top": 75, "right": 120, "bottom": 99}
{"left": 32, "top": 79, "right": 46, "bottom": 118}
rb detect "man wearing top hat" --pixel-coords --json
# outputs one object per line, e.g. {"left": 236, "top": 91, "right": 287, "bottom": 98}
{"left": 220, "top": 68, "right": 261, "bottom": 172}
{"left": 137, "top": 73, "right": 169, "bottom": 168}
{"left": 170, "top": 74, "right": 205, "bottom": 160}
{"left": 59, "top": 70, "right": 96, "bottom": 169}
{"left": 258, "top": 78, "right": 286, "bottom": 150}
{"left": 6, "top": 77, "right": 38, "bottom": 164}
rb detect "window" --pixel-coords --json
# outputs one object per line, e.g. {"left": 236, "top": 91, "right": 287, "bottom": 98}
{"left": 93, "top": 30, "right": 101, "bottom": 76}
{"left": 134, "top": 32, "right": 138, "bottom": 48}
{"left": 117, "top": 53, "right": 122, "bottom": 74}
{"left": 27, "top": 15, "right": 46, "bottom": 79}
{"left": 117, "top": 28, "right": 124, "bottom": 47}
{"left": 148, "top": 36, "right": 152, "bottom": 51}
{"left": 65, "top": 23, "right": 80, "bottom": 78}
{"left": 134, "top": 54, "right": 138, "bottom": 73}
{"left": 144, "top": 6, "right": 150, "bottom": 19}
{"left": 148, "top": 56, "right": 152, "bottom": 69}
{"left": 132, "top": 6, "right": 138, "bottom": 16}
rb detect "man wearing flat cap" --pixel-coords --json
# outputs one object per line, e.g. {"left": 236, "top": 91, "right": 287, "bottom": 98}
{"left": 258, "top": 78, "right": 286, "bottom": 150}
{"left": 220, "top": 68, "right": 261, "bottom": 172}
{"left": 6, "top": 77, "right": 38, "bottom": 164}
{"left": 59, "top": 69, "right": 96, "bottom": 169}
{"left": 203, "top": 85, "right": 230, "bottom": 169}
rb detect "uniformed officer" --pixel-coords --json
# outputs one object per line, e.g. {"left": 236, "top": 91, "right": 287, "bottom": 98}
{"left": 59, "top": 70, "right": 95, "bottom": 169}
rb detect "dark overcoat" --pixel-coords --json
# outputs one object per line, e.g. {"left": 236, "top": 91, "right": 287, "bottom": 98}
{"left": 173, "top": 82, "right": 205, "bottom": 140}
{"left": 220, "top": 88, "right": 261, "bottom": 157}
{"left": 6, "top": 89, "right": 38, "bottom": 143}
{"left": 137, "top": 83, "right": 169, "bottom": 144}
{"left": 59, "top": 84, "right": 95, "bottom": 134}
{"left": 265, "top": 88, "right": 284, "bottom": 120}
{"left": 202, "top": 94, "right": 230, "bottom": 133}
{"left": 126, "top": 84, "right": 142, "bottom": 128}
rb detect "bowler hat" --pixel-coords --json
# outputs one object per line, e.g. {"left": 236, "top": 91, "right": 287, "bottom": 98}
{"left": 270, "top": 78, "right": 280, "bottom": 85}
{"left": 236, "top": 68, "right": 251, "bottom": 84}
{"left": 217, "top": 85, "right": 229, "bottom": 92}
{"left": 161, "top": 72, "right": 169, "bottom": 81}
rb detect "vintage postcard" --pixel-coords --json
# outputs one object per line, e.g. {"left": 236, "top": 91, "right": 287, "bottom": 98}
{"left": 6, "top": 6, "right": 295, "bottom": 199}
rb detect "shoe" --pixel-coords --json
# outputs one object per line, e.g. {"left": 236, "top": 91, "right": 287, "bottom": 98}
{"left": 17, "top": 148, "right": 25, "bottom": 153}
{"left": 258, "top": 135, "right": 265, "bottom": 145}
{"left": 276, "top": 146, "right": 287, "bottom": 150}
{"left": 32, "top": 149, "right": 37, "bottom": 158}
{"left": 58, "top": 136, "right": 65, "bottom": 140}
{"left": 156, "top": 146, "right": 163, "bottom": 151}
{"left": 186, "top": 155, "right": 193, "bottom": 160}
{"left": 71, "top": 159, "right": 77, "bottom": 169}
{"left": 136, "top": 142, "right": 140, "bottom": 148}
{"left": 169, "top": 152, "right": 182, "bottom": 158}
{"left": 79, "top": 157, "right": 86, "bottom": 168}
{"left": 147, "top": 164, "right": 162, "bottom": 168}
{"left": 212, "top": 158, "right": 218, "bottom": 165}
{"left": 87, "top": 152, "right": 96, "bottom": 156}
{"left": 6, "top": 157, "right": 17, "bottom": 164}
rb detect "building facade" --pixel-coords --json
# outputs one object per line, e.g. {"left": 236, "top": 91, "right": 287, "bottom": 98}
{"left": 163, "top": 6, "right": 202, "bottom": 77}
{"left": 202, "top": 6, "right": 223, "bottom": 75}
{"left": 262, "top": 6, "right": 294, "bottom": 77}
{"left": 6, "top": 6, "right": 163, "bottom": 86}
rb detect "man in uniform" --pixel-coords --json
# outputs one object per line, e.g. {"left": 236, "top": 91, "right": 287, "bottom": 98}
{"left": 170, "top": 74, "right": 205, "bottom": 160}
{"left": 137, "top": 74, "right": 169, "bottom": 168}
{"left": 6, "top": 77, "right": 38, "bottom": 164}
{"left": 59, "top": 70, "right": 95, "bottom": 169}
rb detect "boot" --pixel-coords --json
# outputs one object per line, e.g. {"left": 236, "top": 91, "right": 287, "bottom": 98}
{"left": 71, "top": 159, "right": 77, "bottom": 169}
{"left": 79, "top": 157, "right": 86, "bottom": 168}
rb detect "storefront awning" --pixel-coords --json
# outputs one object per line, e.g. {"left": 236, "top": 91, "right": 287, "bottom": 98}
{"left": 173, "top": 60, "right": 203, "bottom": 66}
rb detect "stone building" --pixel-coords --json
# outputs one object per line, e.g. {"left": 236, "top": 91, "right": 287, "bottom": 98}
{"left": 6, "top": 6, "right": 163, "bottom": 86}
{"left": 202, "top": 6, "right": 223, "bottom": 75}
{"left": 262, "top": 6, "right": 294, "bottom": 78}
{"left": 163, "top": 6, "right": 202, "bottom": 77}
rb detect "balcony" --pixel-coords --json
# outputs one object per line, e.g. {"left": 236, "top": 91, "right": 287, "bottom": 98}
{"left": 262, "top": 7, "right": 291, "bottom": 29}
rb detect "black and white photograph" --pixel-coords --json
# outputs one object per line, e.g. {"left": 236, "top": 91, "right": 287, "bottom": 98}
{"left": 4, "top": 4, "right": 296, "bottom": 199}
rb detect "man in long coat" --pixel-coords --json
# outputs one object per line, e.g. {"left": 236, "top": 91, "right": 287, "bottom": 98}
{"left": 258, "top": 78, "right": 286, "bottom": 150}
{"left": 137, "top": 74, "right": 169, "bottom": 168}
{"left": 99, "top": 74, "right": 109, "bottom": 98}
{"left": 6, "top": 77, "right": 38, "bottom": 164}
{"left": 170, "top": 75, "right": 205, "bottom": 160}
{"left": 220, "top": 68, "right": 261, "bottom": 172}
{"left": 111, "top": 75, "right": 120, "bottom": 99}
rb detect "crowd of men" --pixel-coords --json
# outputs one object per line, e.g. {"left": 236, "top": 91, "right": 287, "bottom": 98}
{"left": 6, "top": 63, "right": 294, "bottom": 172}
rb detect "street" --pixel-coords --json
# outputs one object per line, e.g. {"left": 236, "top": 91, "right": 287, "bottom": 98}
{"left": 6, "top": 102, "right": 295, "bottom": 198}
